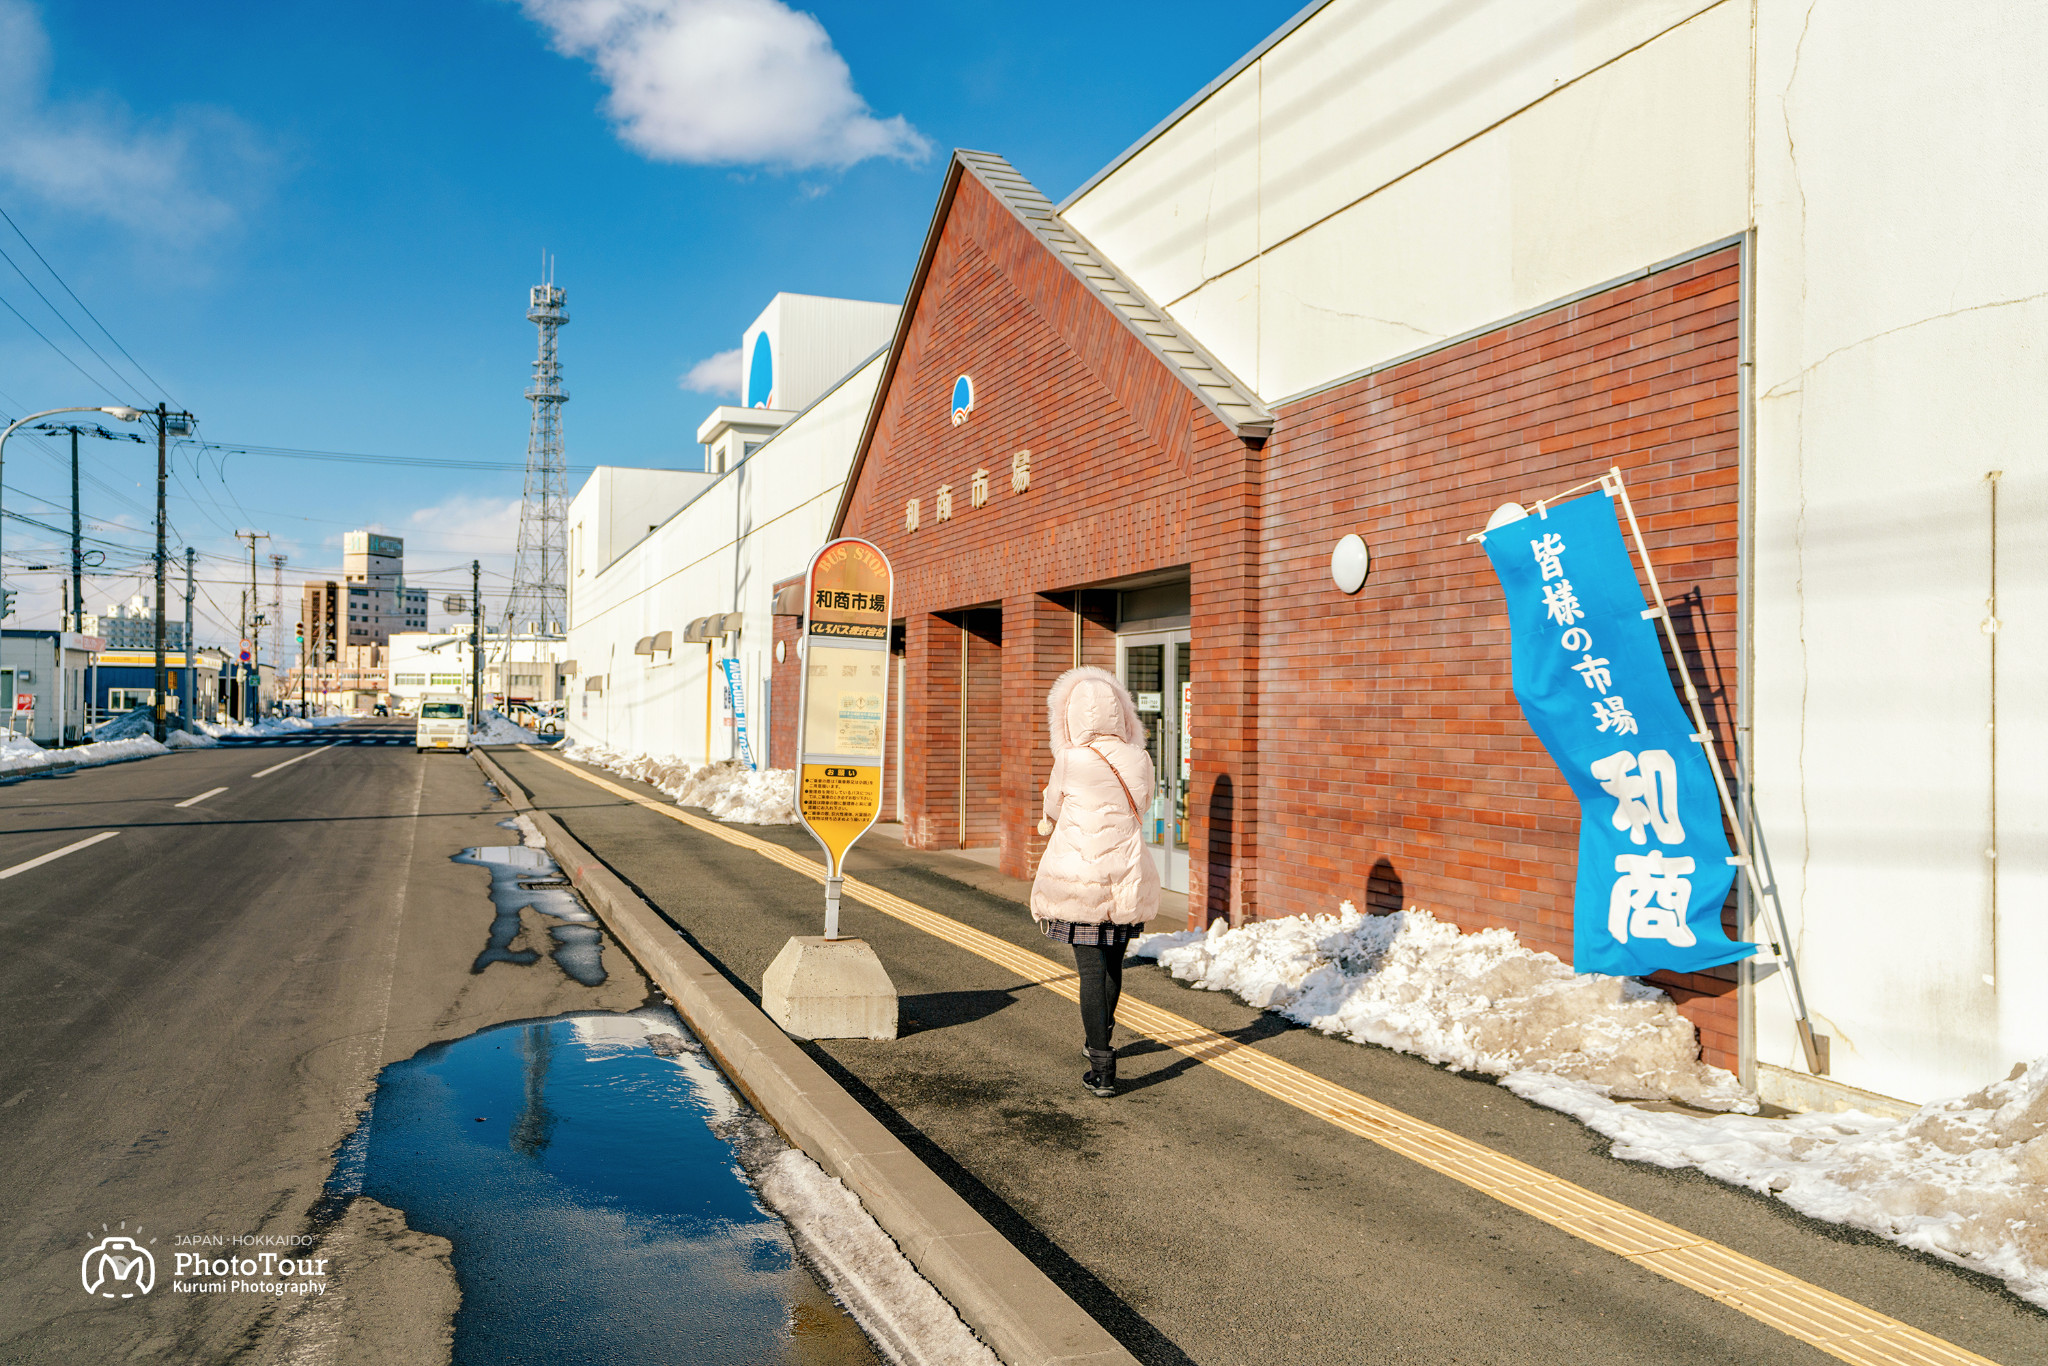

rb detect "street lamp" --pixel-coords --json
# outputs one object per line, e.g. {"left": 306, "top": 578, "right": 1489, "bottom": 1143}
{"left": 0, "top": 406, "right": 146, "bottom": 622}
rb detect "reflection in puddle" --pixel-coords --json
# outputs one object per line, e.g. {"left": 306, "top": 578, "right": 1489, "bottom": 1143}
{"left": 335, "top": 1010, "right": 880, "bottom": 1366}
{"left": 453, "top": 843, "right": 605, "bottom": 985}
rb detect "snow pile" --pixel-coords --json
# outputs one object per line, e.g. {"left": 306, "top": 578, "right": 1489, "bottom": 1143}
{"left": 470, "top": 709, "right": 543, "bottom": 746}
{"left": 88, "top": 706, "right": 156, "bottom": 741}
{"left": 1511, "top": 1060, "right": 2048, "bottom": 1308}
{"left": 1134, "top": 903, "right": 1752, "bottom": 1111}
{"left": 564, "top": 743, "right": 797, "bottom": 825}
{"left": 164, "top": 729, "right": 219, "bottom": 749}
{"left": 1135, "top": 902, "right": 2048, "bottom": 1307}
{"left": 0, "top": 733, "right": 170, "bottom": 774}
{"left": 195, "top": 714, "right": 346, "bottom": 738}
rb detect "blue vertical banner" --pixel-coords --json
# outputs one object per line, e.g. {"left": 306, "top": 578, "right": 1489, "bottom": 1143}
{"left": 721, "top": 657, "right": 755, "bottom": 771}
{"left": 1480, "top": 492, "right": 1755, "bottom": 977}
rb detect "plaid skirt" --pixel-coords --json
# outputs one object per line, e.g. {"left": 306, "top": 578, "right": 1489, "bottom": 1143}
{"left": 1039, "top": 918, "right": 1143, "bottom": 949}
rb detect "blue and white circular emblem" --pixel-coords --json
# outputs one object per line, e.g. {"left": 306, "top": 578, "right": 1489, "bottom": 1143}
{"left": 950, "top": 375, "right": 974, "bottom": 426}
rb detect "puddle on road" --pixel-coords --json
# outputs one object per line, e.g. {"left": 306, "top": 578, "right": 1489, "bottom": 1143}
{"left": 329, "top": 1009, "right": 881, "bottom": 1366}
{"left": 453, "top": 841, "right": 606, "bottom": 986}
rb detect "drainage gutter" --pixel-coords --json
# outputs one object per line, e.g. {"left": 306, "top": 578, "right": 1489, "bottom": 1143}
{"left": 473, "top": 748, "right": 1137, "bottom": 1366}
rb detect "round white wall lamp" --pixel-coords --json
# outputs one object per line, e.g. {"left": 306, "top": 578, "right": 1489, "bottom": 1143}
{"left": 774, "top": 639, "right": 786, "bottom": 663}
{"left": 1331, "top": 534, "right": 1371, "bottom": 594}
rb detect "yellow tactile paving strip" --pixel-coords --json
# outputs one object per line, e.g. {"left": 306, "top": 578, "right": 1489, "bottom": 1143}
{"left": 522, "top": 747, "right": 2002, "bottom": 1366}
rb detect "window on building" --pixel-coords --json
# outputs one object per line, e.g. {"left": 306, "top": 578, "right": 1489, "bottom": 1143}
{"left": 393, "top": 673, "right": 427, "bottom": 686}
{"left": 430, "top": 673, "right": 464, "bottom": 687}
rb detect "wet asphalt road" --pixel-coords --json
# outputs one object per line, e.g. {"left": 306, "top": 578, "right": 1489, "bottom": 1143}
{"left": 0, "top": 723, "right": 648, "bottom": 1365}
{"left": 491, "top": 746, "right": 2048, "bottom": 1366}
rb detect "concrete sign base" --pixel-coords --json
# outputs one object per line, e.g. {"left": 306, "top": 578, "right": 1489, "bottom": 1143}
{"left": 762, "top": 936, "right": 899, "bottom": 1040}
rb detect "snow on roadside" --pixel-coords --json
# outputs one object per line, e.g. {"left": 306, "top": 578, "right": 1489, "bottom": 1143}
{"left": 1508, "top": 1063, "right": 2048, "bottom": 1309}
{"left": 1134, "top": 903, "right": 2048, "bottom": 1309}
{"left": 165, "top": 730, "right": 218, "bottom": 749}
{"left": 470, "top": 710, "right": 544, "bottom": 747}
{"left": 1, "top": 733, "right": 170, "bottom": 774}
{"left": 195, "top": 714, "right": 348, "bottom": 738}
{"left": 563, "top": 742, "right": 796, "bottom": 825}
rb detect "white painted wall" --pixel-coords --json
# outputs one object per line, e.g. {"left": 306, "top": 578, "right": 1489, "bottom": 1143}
{"left": 569, "top": 468, "right": 718, "bottom": 584}
{"left": 742, "top": 293, "right": 900, "bottom": 413}
{"left": 564, "top": 352, "right": 885, "bottom": 764}
{"left": 1749, "top": 0, "right": 2048, "bottom": 1104}
{"left": 1062, "top": 0, "right": 1746, "bottom": 403}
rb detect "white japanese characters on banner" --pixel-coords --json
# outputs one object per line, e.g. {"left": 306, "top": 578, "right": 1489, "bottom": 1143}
{"left": 1481, "top": 492, "right": 1755, "bottom": 977}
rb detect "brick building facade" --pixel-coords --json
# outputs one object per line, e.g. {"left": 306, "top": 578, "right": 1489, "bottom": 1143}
{"left": 831, "top": 152, "right": 1744, "bottom": 1068}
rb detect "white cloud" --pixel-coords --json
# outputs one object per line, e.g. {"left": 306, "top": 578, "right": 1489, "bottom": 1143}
{"left": 678, "top": 346, "right": 742, "bottom": 396}
{"left": 517, "top": 0, "right": 931, "bottom": 171}
{"left": 0, "top": 0, "right": 266, "bottom": 239}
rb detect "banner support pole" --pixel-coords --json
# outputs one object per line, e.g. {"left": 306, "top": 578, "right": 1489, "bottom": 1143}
{"left": 1602, "top": 467, "right": 1826, "bottom": 1076}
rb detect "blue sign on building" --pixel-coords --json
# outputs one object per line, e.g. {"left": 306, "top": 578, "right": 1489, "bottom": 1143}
{"left": 1480, "top": 491, "right": 1755, "bottom": 978}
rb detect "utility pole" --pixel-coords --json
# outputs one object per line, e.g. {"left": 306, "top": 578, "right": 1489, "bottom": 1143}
{"left": 184, "top": 548, "right": 195, "bottom": 726}
{"left": 470, "top": 560, "right": 482, "bottom": 722}
{"left": 153, "top": 404, "right": 168, "bottom": 742}
{"left": 69, "top": 426, "right": 81, "bottom": 632}
{"left": 235, "top": 530, "right": 270, "bottom": 721}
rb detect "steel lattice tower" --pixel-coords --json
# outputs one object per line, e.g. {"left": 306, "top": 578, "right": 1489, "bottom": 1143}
{"left": 507, "top": 276, "right": 569, "bottom": 637}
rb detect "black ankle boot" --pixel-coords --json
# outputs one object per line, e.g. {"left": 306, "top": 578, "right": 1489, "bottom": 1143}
{"left": 1082, "top": 1048, "right": 1117, "bottom": 1097}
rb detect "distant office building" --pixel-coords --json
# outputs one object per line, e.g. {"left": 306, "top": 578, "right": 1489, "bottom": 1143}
{"left": 305, "top": 532, "right": 427, "bottom": 653}
{"left": 81, "top": 595, "right": 187, "bottom": 652}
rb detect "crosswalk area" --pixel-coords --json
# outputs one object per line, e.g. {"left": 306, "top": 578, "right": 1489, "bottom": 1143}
{"left": 214, "top": 736, "right": 413, "bottom": 746}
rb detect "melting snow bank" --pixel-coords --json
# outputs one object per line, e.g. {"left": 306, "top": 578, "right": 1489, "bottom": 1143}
{"left": 563, "top": 742, "right": 796, "bottom": 825}
{"left": 1134, "top": 905, "right": 2048, "bottom": 1309}
{"left": 709, "top": 1075, "right": 1001, "bottom": 1365}
{"left": 1508, "top": 1064, "right": 2048, "bottom": 1309}
{"left": 470, "top": 709, "right": 544, "bottom": 746}
{"left": 195, "top": 714, "right": 348, "bottom": 738}
{"left": 1, "top": 733, "right": 172, "bottom": 773}
{"left": 1135, "top": 903, "right": 1752, "bottom": 1109}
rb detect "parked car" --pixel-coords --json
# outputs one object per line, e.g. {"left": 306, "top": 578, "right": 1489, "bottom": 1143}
{"left": 414, "top": 696, "right": 470, "bottom": 753}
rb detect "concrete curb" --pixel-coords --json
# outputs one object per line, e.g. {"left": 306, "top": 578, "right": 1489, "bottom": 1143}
{"left": 473, "top": 749, "right": 1138, "bottom": 1366}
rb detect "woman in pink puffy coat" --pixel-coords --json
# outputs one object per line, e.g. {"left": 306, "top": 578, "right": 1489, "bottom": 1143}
{"left": 1030, "top": 666, "right": 1161, "bottom": 1096}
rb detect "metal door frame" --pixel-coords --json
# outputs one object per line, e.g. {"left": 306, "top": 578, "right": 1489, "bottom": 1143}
{"left": 1115, "top": 628, "right": 1190, "bottom": 893}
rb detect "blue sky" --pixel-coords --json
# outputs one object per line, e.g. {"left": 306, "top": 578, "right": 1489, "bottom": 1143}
{"left": 0, "top": 0, "right": 1300, "bottom": 646}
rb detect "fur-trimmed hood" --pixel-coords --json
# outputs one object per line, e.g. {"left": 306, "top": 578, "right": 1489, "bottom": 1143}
{"left": 1045, "top": 666, "right": 1142, "bottom": 753}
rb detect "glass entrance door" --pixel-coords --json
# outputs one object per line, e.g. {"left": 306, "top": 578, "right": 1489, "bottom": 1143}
{"left": 1117, "top": 631, "right": 1191, "bottom": 893}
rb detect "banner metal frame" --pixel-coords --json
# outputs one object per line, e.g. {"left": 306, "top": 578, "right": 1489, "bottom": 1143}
{"left": 1472, "top": 466, "right": 1825, "bottom": 1076}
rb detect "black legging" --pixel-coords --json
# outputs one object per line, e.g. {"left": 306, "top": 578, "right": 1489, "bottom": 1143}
{"left": 1073, "top": 942, "right": 1127, "bottom": 1052}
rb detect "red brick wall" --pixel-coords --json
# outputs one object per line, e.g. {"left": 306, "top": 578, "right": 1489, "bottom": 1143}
{"left": 770, "top": 610, "right": 801, "bottom": 771}
{"left": 836, "top": 164, "right": 1743, "bottom": 1066}
{"left": 843, "top": 173, "right": 1222, "bottom": 862}
{"left": 1253, "top": 246, "right": 1743, "bottom": 1067}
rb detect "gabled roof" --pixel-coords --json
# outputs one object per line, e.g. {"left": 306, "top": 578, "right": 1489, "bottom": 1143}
{"left": 832, "top": 149, "right": 1270, "bottom": 533}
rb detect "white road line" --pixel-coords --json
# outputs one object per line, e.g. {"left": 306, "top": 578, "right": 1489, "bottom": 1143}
{"left": 174, "top": 786, "right": 229, "bottom": 809}
{"left": 252, "top": 744, "right": 334, "bottom": 779}
{"left": 0, "top": 831, "right": 119, "bottom": 881}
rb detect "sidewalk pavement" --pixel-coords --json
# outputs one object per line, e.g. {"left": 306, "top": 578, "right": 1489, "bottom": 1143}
{"left": 490, "top": 747, "right": 2044, "bottom": 1366}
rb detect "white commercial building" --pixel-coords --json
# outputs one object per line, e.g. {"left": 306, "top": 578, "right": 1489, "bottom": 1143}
{"left": 563, "top": 294, "right": 896, "bottom": 763}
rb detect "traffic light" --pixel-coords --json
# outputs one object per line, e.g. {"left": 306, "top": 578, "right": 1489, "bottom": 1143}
{"left": 0, "top": 587, "right": 14, "bottom": 620}
{"left": 295, "top": 621, "right": 304, "bottom": 644}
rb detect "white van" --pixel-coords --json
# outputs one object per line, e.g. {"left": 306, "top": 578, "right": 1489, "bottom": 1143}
{"left": 415, "top": 695, "right": 471, "bottom": 753}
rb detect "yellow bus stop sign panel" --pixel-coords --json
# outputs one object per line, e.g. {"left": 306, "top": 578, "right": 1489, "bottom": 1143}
{"left": 800, "top": 763, "right": 881, "bottom": 871}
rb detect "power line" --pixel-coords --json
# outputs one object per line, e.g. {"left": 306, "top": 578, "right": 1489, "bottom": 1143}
{"left": 0, "top": 200, "right": 177, "bottom": 404}
{"left": 0, "top": 287, "right": 124, "bottom": 401}
{"left": 197, "top": 439, "right": 594, "bottom": 474}
{"left": 0, "top": 240, "right": 138, "bottom": 399}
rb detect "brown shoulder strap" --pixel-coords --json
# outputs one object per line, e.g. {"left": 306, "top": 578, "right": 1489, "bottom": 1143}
{"left": 1086, "top": 742, "right": 1142, "bottom": 819}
